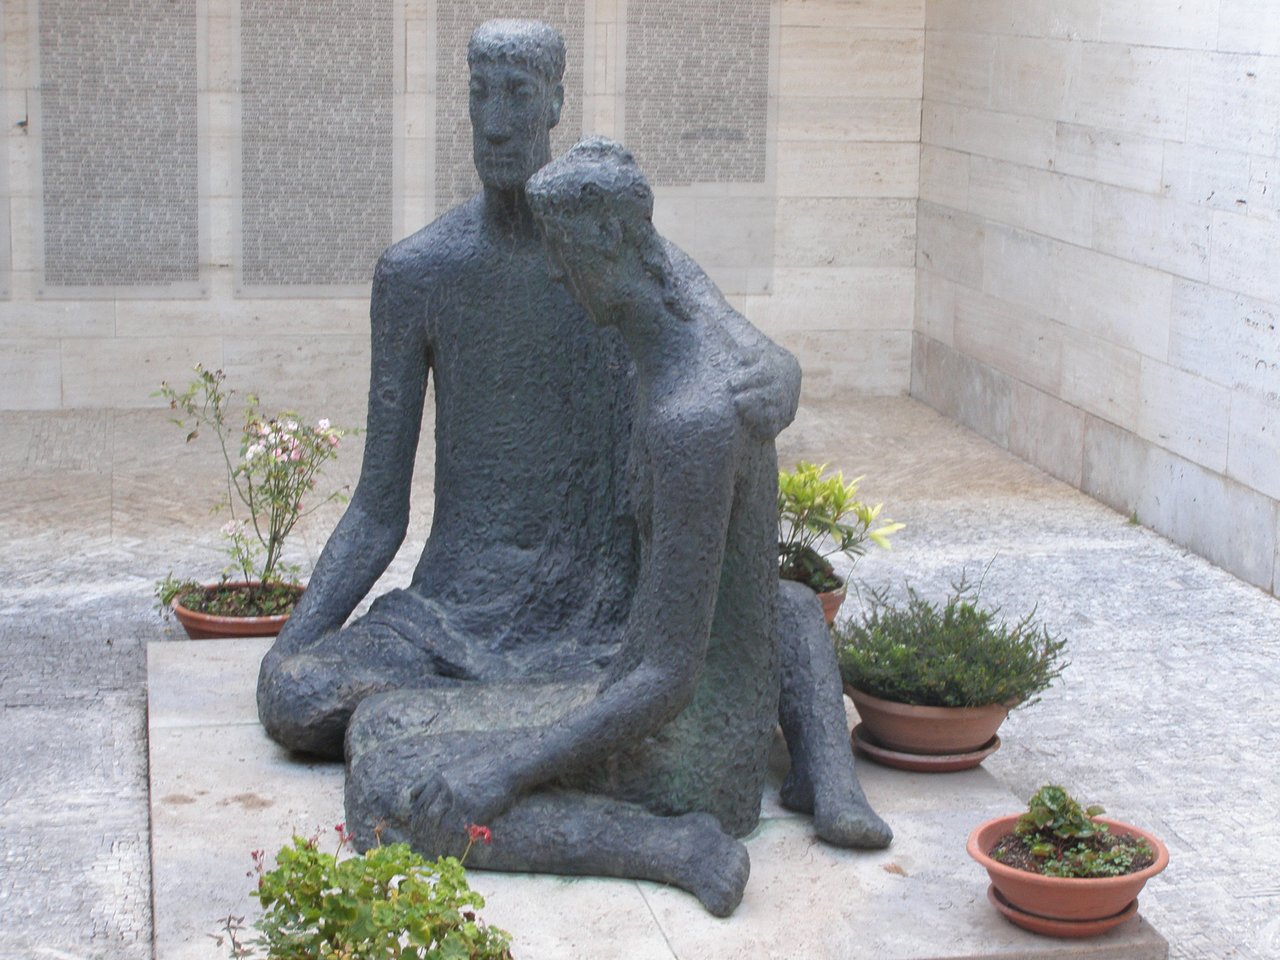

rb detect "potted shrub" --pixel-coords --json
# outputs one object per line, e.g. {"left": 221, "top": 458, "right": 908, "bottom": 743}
{"left": 967, "top": 785, "right": 1169, "bottom": 938}
{"left": 777, "top": 461, "right": 903, "bottom": 623}
{"left": 835, "top": 572, "right": 1067, "bottom": 770}
{"left": 154, "top": 364, "right": 353, "bottom": 639}
{"left": 213, "top": 822, "right": 513, "bottom": 958}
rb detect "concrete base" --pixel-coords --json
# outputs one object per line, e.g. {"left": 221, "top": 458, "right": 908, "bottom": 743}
{"left": 148, "top": 638, "right": 1168, "bottom": 960}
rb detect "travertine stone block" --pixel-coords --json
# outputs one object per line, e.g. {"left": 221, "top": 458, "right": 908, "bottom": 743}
{"left": 1084, "top": 424, "right": 1278, "bottom": 593}
{"left": 1246, "top": 155, "right": 1280, "bottom": 219}
{"left": 1053, "top": 121, "right": 1165, "bottom": 193}
{"left": 775, "top": 198, "right": 916, "bottom": 268}
{"left": 781, "top": 0, "right": 925, "bottom": 31}
{"left": 1059, "top": 331, "right": 1142, "bottom": 426}
{"left": 923, "top": 0, "right": 1014, "bottom": 35}
{"left": 1080, "top": 414, "right": 1149, "bottom": 516}
{"left": 744, "top": 267, "right": 914, "bottom": 333}
{"left": 908, "top": 333, "right": 1012, "bottom": 445}
{"left": 968, "top": 156, "right": 1094, "bottom": 247}
{"left": 62, "top": 337, "right": 224, "bottom": 409}
{"left": 1228, "top": 392, "right": 1280, "bottom": 501}
{"left": 683, "top": 196, "right": 777, "bottom": 270}
{"left": 0, "top": 300, "right": 114, "bottom": 339}
{"left": 1168, "top": 280, "right": 1280, "bottom": 398}
{"left": 1008, "top": 380, "right": 1085, "bottom": 488}
{"left": 919, "top": 146, "right": 970, "bottom": 210}
{"left": 1186, "top": 53, "right": 1280, "bottom": 159}
{"left": 777, "top": 97, "right": 920, "bottom": 142}
{"left": 916, "top": 203, "right": 984, "bottom": 288}
{"left": 1069, "top": 44, "right": 1192, "bottom": 141}
{"left": 1218, "top": 0, "right": 1280, "bottom": 57}
{"left": 983, "top": 225, "right": 1172, "bottom": 358}
{"left": 923, "top": 102, "right": 1055, "bottom": 168}
{"left": 221, "top": 334, "right": 371, "bottom": 412}
{"left": 1137, "top": 358, "right": 1230, "bottom": 472}
{"left": 781, "top": 27, "right": 923, "bottom": 100}
{"left": 1210, "top": 210, "right": 1280, "bottom": 305}
{"left": 913, "top": 269, "right": 959, "bottom": 346}
{"left": 206, "top": 16, "right": 236, "bottom": 94}
{"left": 922, "top": 31, "right": 995, "bottom": 108}
{"left": 777, "top": 140, "right": 920, "bottom": 198}
{"left": 990, "top": 36, "right": 1076, "bottom": 120}
{"left": 1097, "top": 0, "right": 1220, "bottom": 50}
{"left": 953, "top": 285, "right": 1063, "bottom": 395}
{"left": 926, "top": 0, "right": 1102, "bottom": 42}
{"left": 779, "top": 328, "right": 911, "bottom": 399}
{"left": 0, "top": 340, "right": 61, "bottom": 410}
{"left": 1091, "top": 184, "right": 1211, "bottom": 282}
{"left": 1161, "top": 142, "right": 1254, "bottom": 217}
{"left": 114, "top": 298, "right": 368, "bottom": 340}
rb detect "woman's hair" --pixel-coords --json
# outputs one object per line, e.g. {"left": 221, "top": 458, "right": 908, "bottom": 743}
{"left": 527, "top": 137, "right": 679, "bottom": 304}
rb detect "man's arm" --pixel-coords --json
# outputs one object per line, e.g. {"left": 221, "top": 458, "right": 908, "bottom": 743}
{"left": 264, "top": 248, "right": 431, "bottom": 661}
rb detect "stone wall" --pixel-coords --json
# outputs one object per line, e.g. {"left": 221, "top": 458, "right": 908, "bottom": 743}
{"left": 914, "top": 0, "right": 1280, "bottom": 594}
{"left": 0, "top": 0, "right": 921, "bottom": 416}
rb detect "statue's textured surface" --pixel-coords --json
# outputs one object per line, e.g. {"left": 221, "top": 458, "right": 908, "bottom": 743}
{"left": 259, "top": 21, "right": 889, "bottom": 916}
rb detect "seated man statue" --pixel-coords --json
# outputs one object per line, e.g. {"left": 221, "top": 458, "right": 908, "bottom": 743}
{"left": 343, "top": 137, "right": 889, "bottom": 917}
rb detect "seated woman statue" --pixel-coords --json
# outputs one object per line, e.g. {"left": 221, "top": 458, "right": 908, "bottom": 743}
{"left": 343, "top": 137, "right": 890, "bottom": 916}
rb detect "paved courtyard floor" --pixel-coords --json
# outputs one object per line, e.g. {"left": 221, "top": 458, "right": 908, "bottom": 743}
{"left": 1, "top": 395, "right": 1277, "bottom": 959}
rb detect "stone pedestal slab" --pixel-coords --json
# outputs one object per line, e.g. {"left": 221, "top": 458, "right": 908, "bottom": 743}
{"left": 148, "top": 638, "right": 1168, "bottom": 960}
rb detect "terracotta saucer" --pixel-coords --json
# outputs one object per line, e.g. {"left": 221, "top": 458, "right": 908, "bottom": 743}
{"left": 986, "top": 884, "right": 1139, "bottom": 938}
{"left": 851, "top": 723, "right": 1000, "bottom": 772}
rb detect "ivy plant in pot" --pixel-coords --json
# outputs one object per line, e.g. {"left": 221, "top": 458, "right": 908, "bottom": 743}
{"left": 154, "top": 364, "right": 353, "bottom": 639}
{"left": 777, "top": 461, "right": 903, "bottom": 624}
{"left": 967, "top": 784, "right": 1169, "bottom": 938}
{"left": 834, "top": 573, "right": 1067, "bottom": 770}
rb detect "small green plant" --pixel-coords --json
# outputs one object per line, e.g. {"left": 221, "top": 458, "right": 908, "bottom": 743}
{"left": 155, "top": 364, "right": 354, "bottom": 617}
{"left": 213, "top": 823, "right": 512, "bottom": 960}
{"left": 777, "top": 461, "right": 903, "bottom": 592}
{"left": 990, "top": 785, "right": 1155, "bottom": 879}
{"left": 835, "top": 571, "right": 1068, "bottom": 707}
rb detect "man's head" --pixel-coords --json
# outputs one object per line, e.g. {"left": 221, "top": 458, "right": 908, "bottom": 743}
{"left": 468, "top": 20, "right": 566, "bottom": 191}
{"left": 527, "top": 137, "right": 666, "bottom": 321}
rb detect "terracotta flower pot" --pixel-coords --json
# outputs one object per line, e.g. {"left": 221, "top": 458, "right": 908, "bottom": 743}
{"left": 967, "top": 815, "right": 1169, "bottom": 930}
{"left": 817, "top": 582, "right": 846, "bottom": 625}
{"left": 846, "top": 686, "right": 1009, "bottom": 755}
{"left": 171, "top": 581, "right": 302, "bottom": 640}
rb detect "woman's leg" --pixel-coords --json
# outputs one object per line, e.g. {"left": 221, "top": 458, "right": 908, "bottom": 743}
{"left": 776, "top": 580, "right": 893, "bottom": 848}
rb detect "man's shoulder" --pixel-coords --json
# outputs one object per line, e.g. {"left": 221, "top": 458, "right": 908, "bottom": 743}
{"left": 375, "top": 197, "right": 485, "bottom": 281}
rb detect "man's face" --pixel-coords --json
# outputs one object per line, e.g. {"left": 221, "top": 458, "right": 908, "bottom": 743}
{"left": 469, "top": 60, "right": 562, "bottom": 190}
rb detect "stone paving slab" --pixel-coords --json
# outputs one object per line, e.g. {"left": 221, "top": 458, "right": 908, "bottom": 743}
{"left": 148, "top": 639, "right": 1168, "bottom": 960}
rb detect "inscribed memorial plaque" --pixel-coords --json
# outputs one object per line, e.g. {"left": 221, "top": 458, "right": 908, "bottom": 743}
{"left": 240, "top": 0, "right": 394, "bottom": 289}
{"left": 39, "top": 0, "right": 199, "bottom": 289}
{"left": 623, "top": 0, "right": 770, "bottom": 187}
